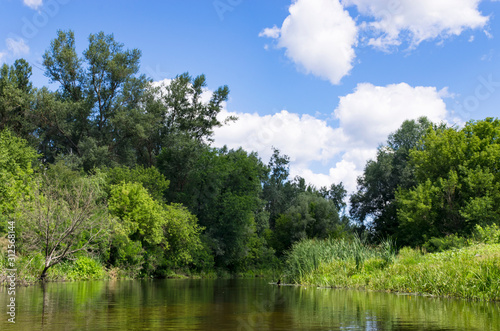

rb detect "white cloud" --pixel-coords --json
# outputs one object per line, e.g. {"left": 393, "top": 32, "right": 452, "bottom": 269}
{"left": 259, "top": 0, "right": 358, "bottom": 85}
{"left": 335, "top": 83, "right": 449, "bottom": 147}
{"left": 6, "top": 38, "right": 30, "bottom": 56}
{"left": 260, "top": 0, "right": 488, "bottom": 84}
{"left": 214, "top": 109, "right": 340, "bottom": 167}
{"left": 343, "top": 0, "right": 489, "bottom": 48}
{"left": 0, "top": 52, "right": 6, "bottom": 63}
{"left": 258, "top": 26, "right": 281, "bottom": 39}
{"left": 23, "top": 0, "right": 43, "bottom": 10}
{"left": 214, "top": 82, "right": 451, "bottom": 194}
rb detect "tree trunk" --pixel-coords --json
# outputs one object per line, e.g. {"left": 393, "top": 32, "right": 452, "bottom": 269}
{"left": 39, "top": 265, "right": 51, "bottom": 281}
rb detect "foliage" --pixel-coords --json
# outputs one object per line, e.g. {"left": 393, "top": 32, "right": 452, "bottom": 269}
{"left": 0, "top": 59, "right": 35, "bottom": 142}
{"left": 350, "top": 117, "right": 436, "bottom": 240}
{"left": 0, "top": 130, "right": 38, "bottom": 231}
{"left": 422, "top": 234, "right": 470, "bottom": 253}
{"left": 55, "top": 256, "right": 106, "bottom": 281}
{"left": 38, "top": 29, "right": 148, "bottom": 167}
{"left": 396, "top": 118, "right": 500, "bottom": 245}
{"left": 284, "top": 235, "right": 395, "bottom": 283}
{"left": 286, "top": 238, "right": 500, "bottom": 301}
{"left": 159, "top": 142, "right": 273, "bottom": 271}
{"left": 155, "top": 72, "right": 233, "bottom": 141}
{"left": 271, "top": 192, "right": 344, "bottom": 256}
{"left": 108, "top": 181, "right": 203, "bottom": 276}
{"left": 105, "top": 165, "right": 170, "bottom": 202}
{"left": 15, "top": 167, "right": 109, "bottom": 280}
{"left": 473, "top": 224, "right": 500, "bottom": 244}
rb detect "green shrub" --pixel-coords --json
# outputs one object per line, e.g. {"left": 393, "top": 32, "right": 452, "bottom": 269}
{"left": 474, "top": 224, "right": 500, "bottom": 244}
{"left": 423, "top": 234, "right": 469, "bottom": 253}
{"left": 48, "top": 256, "right": 106, "bottom": 281}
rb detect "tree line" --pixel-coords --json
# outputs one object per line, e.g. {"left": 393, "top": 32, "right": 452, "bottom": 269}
{"left": 1, "top": 30, "right": 498, "bottom": 280}
{"left": 350, "top": 116, "right": 500, "bottom": 247}
{"left": 0, "top": 30, "right": 348, "bottom": 279}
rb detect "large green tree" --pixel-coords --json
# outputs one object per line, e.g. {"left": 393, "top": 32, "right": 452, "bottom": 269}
{"left": 396, "top": 118, "right": 500, "bottom": 245}
{"left": 350, "top": 117, "right": 436, "bottom": 240}
{"left": 158, "top": 144, "right": 272, "bottom": 270}
{"left": 40, "top": 30, "right": 148, "bottom": 168}
{"left": 0, "top": 130, "right": 38, "bottom": 232}
{"left": 262, "top": 148, "right": 307, "bottom": 229}
{"left": 0, "top": 60, "right": 35, "bottom": 141}
{"left": 272, "top": 192, "right": 343, "bottom": 255}
{"left": 108, "top": 181, "right": 203, "bottom": 276}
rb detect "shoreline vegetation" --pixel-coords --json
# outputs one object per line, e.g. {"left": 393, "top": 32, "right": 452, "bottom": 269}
{"left": 281, "top": 227, "right": 500, "bottom": 302}
{"left": 1, "top": 30, "right": 500, "bottom": 304}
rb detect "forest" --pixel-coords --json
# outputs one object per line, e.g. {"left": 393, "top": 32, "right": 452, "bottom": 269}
{"left": 1, "top": 30, "right": 499, "bottom": 285}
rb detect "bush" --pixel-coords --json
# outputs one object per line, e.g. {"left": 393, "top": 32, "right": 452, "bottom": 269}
{"left": 423, "top": 234, "right": 469, "bottom": 253}
{"left": 474, "top": 224, "right": 500, "bottom": 244}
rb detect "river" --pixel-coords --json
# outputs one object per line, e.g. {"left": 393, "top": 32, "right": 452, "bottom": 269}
{"left": 1, "top": 278, "right": 499, "bottom": 330}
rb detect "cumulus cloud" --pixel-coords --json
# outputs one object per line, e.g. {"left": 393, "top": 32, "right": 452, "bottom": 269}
{"left": 343, "top": 0, "right": 489, "bottom": 48}
{"left": 214, "top": 109, "right": 340, "bottom": 167}
{"left": 335, "top": 83, "right": 449, "bottom": 147}
{"left": 23, "top": 0, "right": 43, "bottom": 10}
{"left": 259, "top": 0, "right": 358, "bottom": 85}
{"left": 6, "top": 38, "right": 30, "bottom": 56}
{"left": 214, "top": 82, "right": 450, "bottom": 193}
{"left": 261, "top": 0, "right": 490, "bottom": 82}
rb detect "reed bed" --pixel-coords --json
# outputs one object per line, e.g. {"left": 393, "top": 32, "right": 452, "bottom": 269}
{"left": 284, "top": 238, "right": 500, "bottom": 301}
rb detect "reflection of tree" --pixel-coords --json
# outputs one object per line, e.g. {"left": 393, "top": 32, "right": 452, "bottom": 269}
{"left": 15, "top": 280, "right": 500, "bottom": 329}
{"left": 41, "top": 282, "right": 47, "bottom": 329}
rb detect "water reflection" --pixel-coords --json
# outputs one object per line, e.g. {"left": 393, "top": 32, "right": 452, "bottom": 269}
{"left": 0, "top": 279, "right": 498, "bottom": 330}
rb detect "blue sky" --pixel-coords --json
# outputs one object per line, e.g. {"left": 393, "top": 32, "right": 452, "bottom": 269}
{"left": 1, "top": 0, "right": 500, "bottom": 192}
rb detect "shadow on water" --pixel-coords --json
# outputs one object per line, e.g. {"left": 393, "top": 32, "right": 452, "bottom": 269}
{"left": 0, "top": 278, "right": 499, "bottom": 330}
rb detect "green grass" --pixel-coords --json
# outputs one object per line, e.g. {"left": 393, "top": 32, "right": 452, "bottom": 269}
{"left": 284, "top": 238, "right": 500, "bottom": 301}
{"left": 283, "top": 235, "right": 395, "bottom": 284}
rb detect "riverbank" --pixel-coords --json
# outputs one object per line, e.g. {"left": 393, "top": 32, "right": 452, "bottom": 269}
{"left": 283, "top": 238, "right": 500, "bottom": 301}
{"left": 0, "top": 250, "right": 276, "bottom": 285}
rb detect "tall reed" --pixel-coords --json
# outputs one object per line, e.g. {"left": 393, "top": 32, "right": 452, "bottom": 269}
{"left": 284, "top": 235, "right": 395, "bottom": 283}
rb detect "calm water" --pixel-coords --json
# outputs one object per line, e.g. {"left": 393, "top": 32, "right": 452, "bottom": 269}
{"left": 1, "top": 278, "right": 499, "bottom": 330}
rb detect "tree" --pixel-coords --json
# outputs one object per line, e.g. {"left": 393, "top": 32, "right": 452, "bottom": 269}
{"left": 157, "top": 72, "right": 233, "bottom": 141}
{"left": 0, "top": 130, "right": 38, "bottom": 232}
{"left": 320, "top": 182, "right": 347, "bottom": 214}
{"left": 40, "top": 30, "right": 149, "bottom": 169}
{"left": 262, "top": 148, "right": 304, "bottom": 228}
{"left": 108, "top": 181, "right": 203, "bottom": 276}
{"left": 396, "top": 118, "right": 500, "bottom": 245}
{"left": 350, "top": 117, "right": 436, "bottom": 240}
{"left": 42, "top": 30, "right": 83, "bottom": 102}
{"left": 199, "top": 148, "right": 269, "bottom": 270}
{"left": 104, "top": 165, "right": 170, "bottom": 202}
{"left": 0, "top": 60, "right": 35, "bottom": 142}
{"left": 271, "top": 192, "right": 342, "bottom": 255}
{"left": 40, "top": 30, "right": 234, "bottom": 169}
{"left": 16, "top": 169, "right": 109, "bottom": 280}
{"left": 159, "top": 144, "right": 272, "bottom": 270}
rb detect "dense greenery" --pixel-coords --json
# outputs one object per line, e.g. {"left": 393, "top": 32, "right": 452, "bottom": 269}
{"left": 1, "top": 29, "right": 499, "bottom": 297}
{"left": 0, "top": 30, "right": 347, "bottom": 281}
{"left": 284, "top": 225, "right": 500, "bottom": 301}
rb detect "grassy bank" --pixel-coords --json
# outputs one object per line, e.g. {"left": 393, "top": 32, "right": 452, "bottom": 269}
{"left": 283, "top": 237, "right": 500, "bottom": 301}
